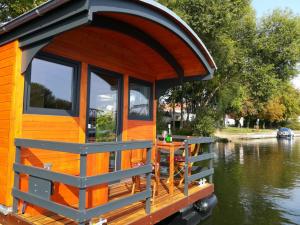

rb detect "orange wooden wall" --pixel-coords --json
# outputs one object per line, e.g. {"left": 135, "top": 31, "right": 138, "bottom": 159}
{"left": 0, "top": 25, "right": 157, "bottom": 212}
{"left": 0, "top": 41, "right": 22, "bottom": 206}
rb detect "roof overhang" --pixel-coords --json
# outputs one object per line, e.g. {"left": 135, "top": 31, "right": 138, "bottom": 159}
{"left": 0, "top": 0, "right": 217, "bottom": 95}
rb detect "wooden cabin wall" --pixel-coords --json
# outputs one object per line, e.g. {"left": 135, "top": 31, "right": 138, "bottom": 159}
{"left": 0, "top": 26, "right": 158, "bottom": 214}
{"left": 0, "top": 41, "right": 22, "bottom": 206}
{"left": 44, "top": 26, "right": 158, "bottom": 170}
{"left": 121, "top": 75, "right": 157, "bottom": 169}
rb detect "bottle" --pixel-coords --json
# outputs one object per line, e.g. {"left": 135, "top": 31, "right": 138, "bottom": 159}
{"left": 166, "top": 124, "right": 173, "bottom": 143}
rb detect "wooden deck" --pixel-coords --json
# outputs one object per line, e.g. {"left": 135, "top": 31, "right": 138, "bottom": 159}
{"left": 9, "top": 179, "right": 214, "bottom": 225}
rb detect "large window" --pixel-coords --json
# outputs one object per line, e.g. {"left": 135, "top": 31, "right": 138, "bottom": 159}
{"left": 128, "top": 77, "right": 153, "bottom": 120}
{"left": 87, "top": 68, "right": 121, "bottom": 143}
{"left": 24, "top": 53, "right": 80, "bottom": 116}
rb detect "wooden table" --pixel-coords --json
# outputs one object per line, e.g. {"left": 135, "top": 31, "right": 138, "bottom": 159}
{"left": 156, "top": 141, "right": 184, "bottom": 195}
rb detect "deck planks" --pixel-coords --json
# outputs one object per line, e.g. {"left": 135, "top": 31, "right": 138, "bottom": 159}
{"left": 16, "top": 179, "right": 213, "bottom": 225}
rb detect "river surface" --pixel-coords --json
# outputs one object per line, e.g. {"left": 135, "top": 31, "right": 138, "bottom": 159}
{"left": 202, "top": 138, "right": 300, "bottom": 225}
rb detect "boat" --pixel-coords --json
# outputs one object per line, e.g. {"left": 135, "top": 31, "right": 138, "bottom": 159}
{"left": 277, "top": 128, "right": 294, "bottom": 139}
{"left": 0, "top": 0, "right": 217, "bottom": 224}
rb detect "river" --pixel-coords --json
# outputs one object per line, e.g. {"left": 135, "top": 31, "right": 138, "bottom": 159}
{"left": 202, "top": 138, "right": 300, "bottom": 225}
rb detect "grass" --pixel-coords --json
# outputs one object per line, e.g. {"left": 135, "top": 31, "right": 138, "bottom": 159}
{"left": 219, "top": 127, "right": 275, "bottom": 134}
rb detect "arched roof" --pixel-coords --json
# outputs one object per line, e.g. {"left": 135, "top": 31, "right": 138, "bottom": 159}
{"left": 0, "top": 0, "right": 216, "bottom": 82}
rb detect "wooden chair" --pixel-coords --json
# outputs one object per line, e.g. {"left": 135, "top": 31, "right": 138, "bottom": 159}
{"left": 173, "top": 144, "right": 201, "bottom": 186}
{"left": 130, "top": 148, "right": 159, "bottom": 203}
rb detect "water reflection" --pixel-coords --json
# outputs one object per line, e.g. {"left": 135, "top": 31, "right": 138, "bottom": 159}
{"left": 202, "top": 138, "right": 300, "bottom": 225}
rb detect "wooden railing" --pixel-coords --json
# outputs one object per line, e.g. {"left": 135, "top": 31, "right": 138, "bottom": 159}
{"left": 157, "top": 135, "right": 214, "bottom": 196}
{"left": 12, "top": 139, "right": 152, "bottom": 225}
{"left": 183, "top": 137, "right": 214, "bottom": 196}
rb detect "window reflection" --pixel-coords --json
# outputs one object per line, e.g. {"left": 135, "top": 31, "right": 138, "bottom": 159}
{"left": 129, "top": 79, "right": 152, "bottom": 120}
{"left": 29, "top": 58, "right": 74, "bottom": 110}
{"left": 88, "top": 72, "right": 119, "bottom": 143}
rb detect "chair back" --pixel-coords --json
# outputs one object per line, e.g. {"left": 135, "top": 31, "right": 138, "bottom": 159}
{"left": 130, "top": 148, "right": 146, "bottom": 168}
{"left": 189, "top": 144, "right": 201, "bottom": 165}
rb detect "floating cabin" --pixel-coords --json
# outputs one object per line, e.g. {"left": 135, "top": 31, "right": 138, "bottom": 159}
{"left": 0, "top": 0, "right": 217, "bottom": 224}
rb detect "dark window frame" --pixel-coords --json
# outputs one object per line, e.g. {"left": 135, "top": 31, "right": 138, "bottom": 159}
{"left": 24, "top": 52, "right": 81, "bottom": 116}
{"left": 86, "top": 65, "right": 124, "bottom": 143}
{"left": 86, "top": 65, "right": 124, "bottom": 171}
{"left": 128, "top": 77, "right": 153, "bottom": 121}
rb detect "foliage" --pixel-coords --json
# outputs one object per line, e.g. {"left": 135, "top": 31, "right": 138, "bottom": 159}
{"left": 193, "top": 108, "right": 217, "bottom": 136}
{"left": 158, "top": 0, "right": 300, "bottom": 134}
{"left": 0, "top": 0, "right": 46, "bottom": 23}
{"left": 283, "top": 118, "right": 300, "bottom": 131}
{"left": 95, "top": 112, "right": 116, "bottom": 142}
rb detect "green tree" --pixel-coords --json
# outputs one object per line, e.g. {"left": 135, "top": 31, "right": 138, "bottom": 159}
{"left": 0, "top": 0, "right": 46, "bottom": 23}
{"left": 159, "top": 1, "right": 300, "bottom": 133}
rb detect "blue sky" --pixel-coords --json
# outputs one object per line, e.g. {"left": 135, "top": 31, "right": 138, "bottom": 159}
{"left": 252, "top": 0, "right": 300, "bottom": 89}
{"left": 252, "top": 0, "right": 300, "bottom": 18}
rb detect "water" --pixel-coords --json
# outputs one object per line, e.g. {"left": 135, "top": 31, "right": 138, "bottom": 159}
{"left": 202, "top": 138, "right": 300, "bottom": 225}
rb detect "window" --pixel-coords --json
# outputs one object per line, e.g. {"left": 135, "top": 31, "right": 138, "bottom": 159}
{"left": 128, "top": 77, "right": 153, "bottom": 120}
{"left": 24, "top": 53, "right": 80, "bottom": 116}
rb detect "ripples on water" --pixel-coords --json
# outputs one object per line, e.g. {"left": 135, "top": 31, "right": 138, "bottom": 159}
{"left": 202, "top": 138, "right": 300, "bottom": 225}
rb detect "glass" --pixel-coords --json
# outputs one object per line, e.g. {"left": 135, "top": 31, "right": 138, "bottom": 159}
{"left": 29, "top": 58, "right": 74, "bottom": 110}
{"left": 129, "top": 81, "right": 151, "bottom": 119}
{"left": 87, "top": 71, "right": 119, "bottom": 143}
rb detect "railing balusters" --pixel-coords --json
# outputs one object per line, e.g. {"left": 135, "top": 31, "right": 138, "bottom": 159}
{"left": 208, "top": 144, "right": 213, "bottom": 183}
{"left": 145, "top": 147, "right": 152, "bottom": 214}
{"left": 184, "top": 137, "right": 214, "bottom": 196}
{"left": 79, "top": 153, "right": 87, "bottom": 224}
{"left": 184, "top": 140, "right": 189, "bottom": 196}
{"left": 13, "top": 145, "right": 21, "bottom": 213}
{"left": 12, "top": 139, "right": 153, "bottom": 223}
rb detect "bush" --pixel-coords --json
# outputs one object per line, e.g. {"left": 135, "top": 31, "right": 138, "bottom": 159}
{"left": 193, "top": 109, "right": 217, "bottom": 136}
{"left": 283, "top": 118, "right": 300, "bottom": 130}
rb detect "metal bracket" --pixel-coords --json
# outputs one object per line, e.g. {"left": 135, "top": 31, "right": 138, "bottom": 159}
{"left": 29, "top": 176, "right": 52, "bottom": 200}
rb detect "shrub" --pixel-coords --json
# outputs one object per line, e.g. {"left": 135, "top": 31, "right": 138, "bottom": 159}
{"left": 193, "top": 109, "right": 217, "bottom": 136}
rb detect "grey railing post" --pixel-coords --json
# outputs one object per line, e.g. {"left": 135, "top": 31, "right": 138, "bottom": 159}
{"left": 145, "top": 147, "right": 152, "bottom": 214}
{"left": 208, "top": 144, "right": 213, "bottom": 183}
{"left": 13, "top": 145, "right": 21, "bottom": 213}
{"left": 79, "top": 153, "right": 87, "bottom": 225}
{"left": 184, "top": 140, "right": 189, "bottom": 196}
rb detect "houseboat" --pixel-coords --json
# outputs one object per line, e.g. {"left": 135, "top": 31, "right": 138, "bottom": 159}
{"left": 0, "top": 0, "right": 217, "bottom": 224}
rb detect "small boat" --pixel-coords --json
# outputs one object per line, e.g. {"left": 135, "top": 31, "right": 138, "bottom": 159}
{"left": 277, "top": 127, "right": 294, "bottom": 138}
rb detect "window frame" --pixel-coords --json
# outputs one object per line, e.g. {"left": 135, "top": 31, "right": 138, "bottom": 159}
{"left": 24, "top": 52, "right": 81, "bottom": 116}
{"left": 128, "top": 77, "right": 153, "bottom": 121}
{"left": 86, "top": 65, "right": 124, "bottom": 143}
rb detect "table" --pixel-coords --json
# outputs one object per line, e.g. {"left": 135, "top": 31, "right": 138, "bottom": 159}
{"left": 156, "top": 141, "right": 184, "bottom": 195}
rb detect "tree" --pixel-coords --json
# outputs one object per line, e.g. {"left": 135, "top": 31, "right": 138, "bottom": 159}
{"left": 159, "top": 1, "right": 300, "bottom": 132}
{"left": 0, "top": 0, "right": 46, "bottom": 23}
{"left": 256, "top": 10, "right": 300, "bottom": 81}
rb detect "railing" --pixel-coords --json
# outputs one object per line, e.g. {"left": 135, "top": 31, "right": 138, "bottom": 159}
{"left": 12, "top": 139, "right": 152, "bottom": 225}
{"left": 183, "top": 137, "right": 214, "bottom": 196}
{"left": 157, "top": 135, "right": 214, "bottom": 196}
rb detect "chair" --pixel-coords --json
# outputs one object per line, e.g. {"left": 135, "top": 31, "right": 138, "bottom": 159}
{"left": 173, "top": 143, "right": 201, "bottom": 186}
{"left": 130, "top": 148, "right": 159, "bottom": 203}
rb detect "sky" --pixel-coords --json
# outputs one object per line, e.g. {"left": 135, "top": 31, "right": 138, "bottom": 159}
{"left": 252, "top": 0, "right": 300, "bottom": 89}
{"left": 252, "top": 0, "right": 300, "bottom": 18}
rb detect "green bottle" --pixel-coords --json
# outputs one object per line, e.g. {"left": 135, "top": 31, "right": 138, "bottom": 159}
{"left": 166, "top": 124, "right": 173, "bottom": 143}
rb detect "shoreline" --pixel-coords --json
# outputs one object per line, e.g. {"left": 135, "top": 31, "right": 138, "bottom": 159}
{"left": 215, "top": 130, "right": 300, "bottom": 142}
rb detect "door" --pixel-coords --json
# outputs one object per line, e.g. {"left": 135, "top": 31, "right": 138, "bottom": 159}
{"left": 87, "top": 66, "right": 122, "bottom": 171}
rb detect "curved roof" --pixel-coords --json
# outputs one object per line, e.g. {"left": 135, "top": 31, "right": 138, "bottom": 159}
{"left": 0, "top": 0, "right": 216, "bottom": 79}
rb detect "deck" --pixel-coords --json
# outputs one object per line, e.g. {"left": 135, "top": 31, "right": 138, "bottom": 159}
{"left": 11, "top": 179, "right": 213, "bottom": 225}
{"left": 8, "top": 138, "right": 214, "bottom": 225}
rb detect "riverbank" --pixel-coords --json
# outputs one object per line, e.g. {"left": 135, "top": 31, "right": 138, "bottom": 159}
{"left": 215, "top": 127, "right": 300, "bottom": 141}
